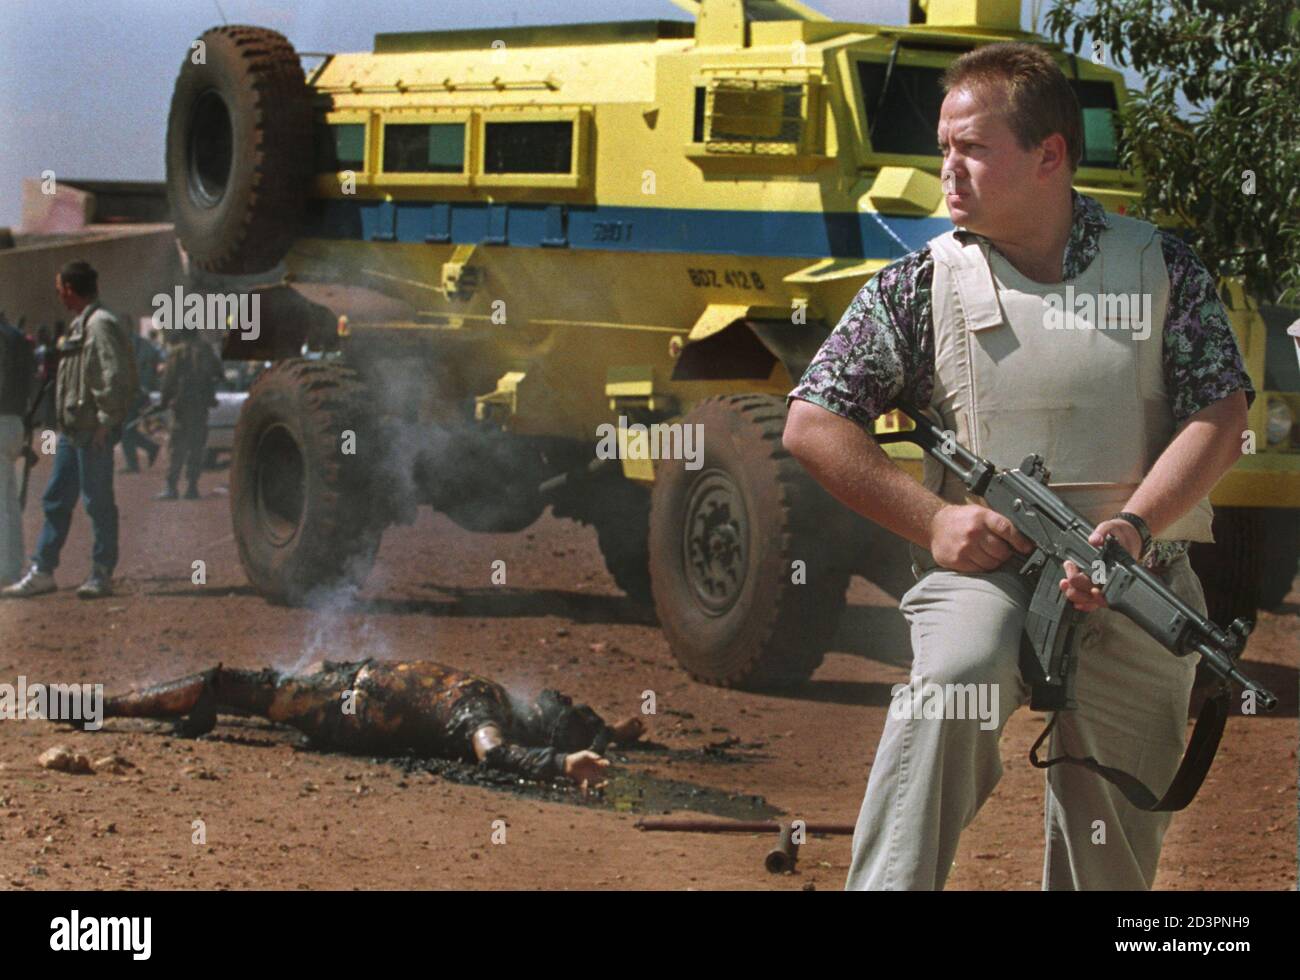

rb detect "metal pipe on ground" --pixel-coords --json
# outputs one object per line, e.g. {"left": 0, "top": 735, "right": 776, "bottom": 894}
{"left": 635, "top": 819, "right": 853, "bottom": 834}
{"left": 635, "top": 818, "right": 855, "bottom": 875}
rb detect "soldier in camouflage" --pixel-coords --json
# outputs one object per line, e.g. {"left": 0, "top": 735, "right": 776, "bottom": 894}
{"left": 155, "top": 330, "right": 224, "bottom": 500}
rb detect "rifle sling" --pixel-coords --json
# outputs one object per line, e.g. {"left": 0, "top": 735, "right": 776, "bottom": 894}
{"left": 25, "top": 376, "right": 52, "bottom": 426}
{"left": 1028, "top": 685, "right": 1230, "bottom": 812}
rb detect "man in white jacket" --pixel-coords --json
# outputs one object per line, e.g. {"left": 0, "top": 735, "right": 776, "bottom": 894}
{"left": 3, "top": 262, "right": 137, "bottom": 600}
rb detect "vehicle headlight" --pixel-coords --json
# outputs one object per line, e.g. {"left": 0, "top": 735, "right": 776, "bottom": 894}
{"left": 1265, "top": 397, "right": 1294, "bottom": 447}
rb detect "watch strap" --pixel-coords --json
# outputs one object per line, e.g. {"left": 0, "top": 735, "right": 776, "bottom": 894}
{"left": 1113, "top": 511, "right": 1152, "bottom": 558}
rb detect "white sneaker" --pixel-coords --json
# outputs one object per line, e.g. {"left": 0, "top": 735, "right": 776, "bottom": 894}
{"left": 1, "top": 566, "right": 57, "bottom": 598}
{"left": 77, "top": 565, "right": 113, "bottom": 600}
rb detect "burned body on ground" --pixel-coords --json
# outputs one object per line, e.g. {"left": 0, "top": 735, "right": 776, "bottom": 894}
{"left": 92, "top": 658, "right": 645, "bottom": 784}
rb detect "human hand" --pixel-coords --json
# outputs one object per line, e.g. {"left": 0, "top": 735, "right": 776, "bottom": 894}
{"left": 929, "top": 503, "right": 1034, "bottom": 572}
{"left": 91, "top": 424, "right": 109, "bottom": 450}
{"left": 1059, "top": 519, "right": 1143, "bottom": 612}
{"left": 563, "top": 750, "right": 610, "bottom": 791}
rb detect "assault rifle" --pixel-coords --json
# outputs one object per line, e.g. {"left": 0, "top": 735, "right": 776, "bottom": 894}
{"left": 18, "top": 376, "right": 53, "bottom": 511}
{"left": 122, "top": 402, "right": 167, "bottom": 436}
{"left": 874, "top": 401, "right": 1276, "bottom": 811}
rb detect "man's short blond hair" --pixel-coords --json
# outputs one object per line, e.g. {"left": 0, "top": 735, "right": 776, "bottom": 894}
{"left": 941, "top": 42, "right": 1083, "bottom": 172}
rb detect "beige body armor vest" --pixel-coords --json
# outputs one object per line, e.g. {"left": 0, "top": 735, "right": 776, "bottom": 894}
{"left": 923, "top": 213, "right": 1214, "bottom": 543}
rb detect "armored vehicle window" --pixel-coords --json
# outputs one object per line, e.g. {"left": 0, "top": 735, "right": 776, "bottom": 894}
{"left": 693, "top": 88, "right": 706, "bottom": 142}
{"left": 707, "top": 83, "right": 804, "bottom": 145}
{"left": 1071, "top": 80, "right": 1121, "bottom": 167}
{"left": 316, "top": 123, "right": 366, "bottom": 173}
{"left": 858, "top": 62, "right": 1125, "bottom": 169}
{"left": 484, "top": 121, "right": 573, "bottom": 174}
{"left": 857, "top": 62, "right": 947, "bottom": 156}
{"left": 383, "top": 123, "right": 465, "bottom": 173}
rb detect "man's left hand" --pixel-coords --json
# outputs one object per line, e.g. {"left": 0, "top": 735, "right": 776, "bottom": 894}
{"left": 90, "top": 424, "right": 110, "bottom": 450}
{"left": 1060, "top": 519, "right": 1143, "bottom": 613}
{"left": 563, "top": 750, "right": 610, "bottom": 791}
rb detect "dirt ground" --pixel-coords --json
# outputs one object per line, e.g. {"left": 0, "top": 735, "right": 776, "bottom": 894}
{"left": 1, "top": 462, "right": 1295, "bottom": 891}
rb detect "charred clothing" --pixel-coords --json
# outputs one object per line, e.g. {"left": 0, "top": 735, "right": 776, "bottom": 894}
{"left": 102, "top": 659, "right": 612, "bottom": 782}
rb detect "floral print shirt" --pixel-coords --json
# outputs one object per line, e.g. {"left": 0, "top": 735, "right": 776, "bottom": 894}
{"left": 788, "top": 191, "right": 1256, "bottom": 569}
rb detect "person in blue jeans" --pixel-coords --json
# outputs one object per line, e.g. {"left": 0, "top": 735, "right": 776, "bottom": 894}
{"left": 2, "top": 261, "right": 137, "bottom": 600}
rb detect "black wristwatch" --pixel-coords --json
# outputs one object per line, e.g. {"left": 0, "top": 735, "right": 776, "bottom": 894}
{"left": 1113, "top": 511, "right": 1152, "bottom": 559}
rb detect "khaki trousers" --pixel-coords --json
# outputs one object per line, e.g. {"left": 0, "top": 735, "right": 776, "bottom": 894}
{"left": 845, "top": 545, "right": 1202, "bottom": 890}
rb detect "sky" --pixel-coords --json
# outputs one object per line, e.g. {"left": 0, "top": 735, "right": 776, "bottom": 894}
{"left": 0, "top": 0, "right": 1130, "bottom": 229}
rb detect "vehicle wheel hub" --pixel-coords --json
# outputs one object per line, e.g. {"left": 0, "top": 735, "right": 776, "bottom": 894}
{"left": 683, "top": 470, "right": 748, "bottom": 614}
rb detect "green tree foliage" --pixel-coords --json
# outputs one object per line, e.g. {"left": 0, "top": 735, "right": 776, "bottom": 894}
{"left": 1045, "top": 0, "right": 1300, "bottom": 303}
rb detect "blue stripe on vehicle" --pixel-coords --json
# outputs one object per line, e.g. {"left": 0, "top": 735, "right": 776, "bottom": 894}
{"left": 303, "top": 199, "right": 953, "bottom": 260}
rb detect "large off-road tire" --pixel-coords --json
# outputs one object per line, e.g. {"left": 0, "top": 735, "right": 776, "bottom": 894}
{"left": 1185, "top": 507, "right": 1299, "bottom": 706}
{"left": 166, "top": 25, "right": 311, "bottom": 275}
{"left": 1189, "top": 507, "right": 1264, "bottom": 627}
{"left": 598, "top": 522, "right": 653, "bottom": 604}
{"left": 1259, "top": 509, "right": 1300, "bottom": 610}
{"left": 590, "top": 476, "right": 653, "bottom": 604}
{"left": 548, "top": 468, "right": 653, "bottom": 604}
{"left": 1189, "top": 507, "right": 1300, "bottom": 623}
{"left": 231, "top": 359, "right": 386, "bottom": 603}
{"left": 648, "top": 395, "right": 852, "bottom": 688}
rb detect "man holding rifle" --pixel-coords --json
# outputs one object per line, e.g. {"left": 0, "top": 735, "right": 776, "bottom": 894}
{"left": 784, "top": 44, "right": 1254, "bottom": 889}
{"left": 0, "top": 311, "right": 37, "bottom": 586}
{"left": 2, "top": 261, "right": 138, "bottom": 601}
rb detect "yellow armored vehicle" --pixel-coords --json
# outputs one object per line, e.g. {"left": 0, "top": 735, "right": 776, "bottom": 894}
{"left": 165, "top": 0, "right": 1299, "bottom": 687}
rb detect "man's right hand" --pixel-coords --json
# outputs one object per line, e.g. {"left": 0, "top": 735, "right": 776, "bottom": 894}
{"left": 928, "top": 503, "right": 1034, "bottom": 573}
